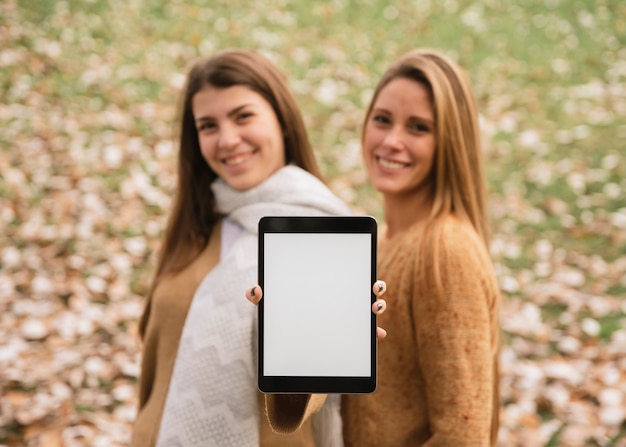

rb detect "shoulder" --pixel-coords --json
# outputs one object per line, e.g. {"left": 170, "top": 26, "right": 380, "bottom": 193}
{"left": 431, "top": 215, "right": 492, "bottom": 271}
{"left": 437, "top": 215, "right": 484, "bottom": 250}
{"left": 425, "top": 216, "right": 500, "bottom": 304}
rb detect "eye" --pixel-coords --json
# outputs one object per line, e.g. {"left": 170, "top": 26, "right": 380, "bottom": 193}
{"left": 236, "top": 111, "right": 254, "bottom": 122}
{"left": 408, "top": 122, "right": 431, "bottom": 134}
{"left": 197, "top": 121, "right": 216, "bottom": 133}
{"left": 372, "top": 114, "right": 391, "bottom": 125}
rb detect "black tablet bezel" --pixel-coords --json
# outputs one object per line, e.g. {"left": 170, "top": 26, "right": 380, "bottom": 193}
{"left": 258, "top": 216, "right": 377, "bottom": 394}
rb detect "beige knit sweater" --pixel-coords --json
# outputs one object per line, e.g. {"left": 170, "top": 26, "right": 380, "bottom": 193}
{"left": 132, "top": 220, "right": 322, "bottom": 447}
{"left": 270, "top": 215, "right": 501, "bottom": 446}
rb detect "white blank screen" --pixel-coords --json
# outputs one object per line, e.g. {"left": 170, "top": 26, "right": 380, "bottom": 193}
{"left": 263, "top": 233, "right": 372, "bottom": 376}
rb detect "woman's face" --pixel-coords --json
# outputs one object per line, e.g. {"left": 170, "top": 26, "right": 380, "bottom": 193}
{"left": 362, "top": 77, "right": 436, "bottom": 199}
{"left": 193, "top": 85, "right": 286, "bottom": 191}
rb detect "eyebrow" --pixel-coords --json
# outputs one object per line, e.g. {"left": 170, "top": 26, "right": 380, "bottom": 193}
{"left": 195, "top": 103, "right": 254, "bottom": 124}
{"left": 371, "top": 107, "right": 434, "bottom": 126}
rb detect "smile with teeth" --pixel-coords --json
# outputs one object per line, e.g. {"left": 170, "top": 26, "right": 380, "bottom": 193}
{"left": 377, "top": 156, "right": 409, "bottom": 170}
{"left": 223, "top": 152, "right": 254, "bottom": 166}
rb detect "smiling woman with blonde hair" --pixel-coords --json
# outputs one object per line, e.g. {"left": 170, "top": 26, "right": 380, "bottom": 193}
{"left": 258, "top": 48, "right": 501, "bottom": 446}
{"left": 344, "top": 48, "right": 501, "bottom": 446}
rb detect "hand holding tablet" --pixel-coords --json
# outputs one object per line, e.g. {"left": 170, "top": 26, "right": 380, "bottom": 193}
{"left": 255, "top": 216, "right": 379, "bottom": 394}
{"left": 247, "top": 284, "right": 387, "bottom": 337}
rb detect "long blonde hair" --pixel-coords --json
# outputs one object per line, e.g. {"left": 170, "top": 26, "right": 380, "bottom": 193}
{"left": 364, "top": 49, "right": 490, "bottom": 291}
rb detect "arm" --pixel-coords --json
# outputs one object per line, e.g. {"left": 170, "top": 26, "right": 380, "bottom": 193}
{"left": 264, "top": 394, "right": 328, "bottom": 433}
{"left": 415, "top": 225, "right": 498, "bottom": 446}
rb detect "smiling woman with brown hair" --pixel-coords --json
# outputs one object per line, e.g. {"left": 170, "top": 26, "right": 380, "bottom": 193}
{"left": 131, "top": 49, "right": 389, "bottom": 447}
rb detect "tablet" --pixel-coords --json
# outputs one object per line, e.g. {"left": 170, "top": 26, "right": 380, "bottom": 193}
{"left": 258, "top": 216, "right": 377, "bottom": 394}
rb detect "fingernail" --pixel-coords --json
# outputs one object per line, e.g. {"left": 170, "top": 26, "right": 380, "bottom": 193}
{"left": 377, "top": 303, "right": 383, "bottom": 312}
{"left": 251, "top": 286, "right": 256, "bottom": 297}
{"left": 377, "top": 283, "right": 383, "bottom": 292}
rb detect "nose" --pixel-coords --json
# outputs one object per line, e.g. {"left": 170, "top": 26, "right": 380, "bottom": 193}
{"left": 217, "top": 123, "right": 242, "bottom": 150}
{"left": 382, "top": 126, "right": 404, "bottom": 151}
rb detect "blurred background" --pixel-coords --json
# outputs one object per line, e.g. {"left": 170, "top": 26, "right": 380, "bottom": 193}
{"left": 0, "top": 0, "right": 625, "bottom": 445}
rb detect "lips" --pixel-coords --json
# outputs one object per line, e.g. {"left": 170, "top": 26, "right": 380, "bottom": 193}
{"left": 222, "top": 151, "right": 255, "bottom": 166}
{"left": 377, "top": 156, "right": 409, "bottom": 170}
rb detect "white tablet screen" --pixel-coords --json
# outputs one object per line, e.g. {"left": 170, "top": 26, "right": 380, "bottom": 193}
{"left": 263, "top": 232, "right": 372, "bottom": 377}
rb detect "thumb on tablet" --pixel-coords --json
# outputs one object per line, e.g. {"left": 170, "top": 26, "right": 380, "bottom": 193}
{"left": 246, "top": 285, "right": 263, "bottom": 305}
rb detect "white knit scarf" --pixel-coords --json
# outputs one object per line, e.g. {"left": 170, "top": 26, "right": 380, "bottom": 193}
{"left": 157, "top": 166, "right": 350, "bottom": 447}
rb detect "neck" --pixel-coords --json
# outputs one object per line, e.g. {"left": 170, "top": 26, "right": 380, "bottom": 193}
{"left": 382, "top": 191, "right": 432, "bottom": 240}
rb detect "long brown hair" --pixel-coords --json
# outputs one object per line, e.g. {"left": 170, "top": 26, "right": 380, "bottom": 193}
{"left": 141, "top": 50, "right": 320, "bottom": 335}
{"left": 363, "top": 49, "right": 490, "bottom": 297}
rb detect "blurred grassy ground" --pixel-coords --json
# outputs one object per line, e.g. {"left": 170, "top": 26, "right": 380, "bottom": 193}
{"left": 1, "top": 0, "right": 625, "bottom": 445}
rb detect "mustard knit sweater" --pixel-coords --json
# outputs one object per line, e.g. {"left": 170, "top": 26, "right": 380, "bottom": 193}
{"left": 269, "top": 215, "right": 501, "bottom": 446}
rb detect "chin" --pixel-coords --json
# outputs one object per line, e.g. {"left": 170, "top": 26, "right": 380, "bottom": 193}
{"left": 221, "top": 175, "right": 250, "bottom": 191}
{"left": 375, "top": 176, "right": 413, "bottom": 194}
{"left": 371, "top": 181, "right": 396, "bottom": 195}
